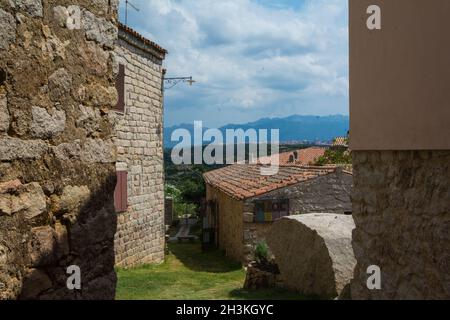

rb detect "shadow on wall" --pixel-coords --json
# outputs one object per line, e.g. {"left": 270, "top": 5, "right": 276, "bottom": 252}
{"left": 0, "top": 171, "right": 118, "bottom": 300}
{"left": 24, "top": 173, "right": 117, "bottom": 300}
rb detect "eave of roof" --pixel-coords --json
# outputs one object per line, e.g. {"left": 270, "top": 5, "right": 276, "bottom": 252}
{"left": 118, "top": 22, "right": 168, "bottom": 59}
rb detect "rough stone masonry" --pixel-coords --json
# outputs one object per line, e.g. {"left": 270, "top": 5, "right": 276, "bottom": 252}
{"left": 0, "top": 0, "right": 120, "bottom": 299}
{"left": 351, "top": 151, "right": 450, "bottom": 299}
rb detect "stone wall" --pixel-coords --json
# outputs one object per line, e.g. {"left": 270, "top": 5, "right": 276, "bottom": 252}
{"left": 113, "top": 32, "right": 165, "bottom": 268}
{"left": 206, "top": 185, "right": 244, "bottom": 262}
{"left": 0, "top": 0, "right": 119, "bottom": 299}
{"left": 250, "top": 170, "right": 353, "bottom": 215}
{"left": 351, "top": 151, "right": 450, "bottom": 299}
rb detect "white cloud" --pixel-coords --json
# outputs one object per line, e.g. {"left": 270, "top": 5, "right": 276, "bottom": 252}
{"left": 120, "top": 0, "right": 349, "bottom": 127}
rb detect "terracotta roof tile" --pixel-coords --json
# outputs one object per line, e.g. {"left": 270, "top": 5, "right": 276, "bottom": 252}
{"left": 118, "top": 23, "right": 168, "bottom": 56}
{"left": 203, "top": 165, "right": 338, "bottom": 200}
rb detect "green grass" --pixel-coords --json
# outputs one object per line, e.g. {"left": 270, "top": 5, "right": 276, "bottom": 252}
{"left": 116, "top": 242, "right": 304, "bottom": 300}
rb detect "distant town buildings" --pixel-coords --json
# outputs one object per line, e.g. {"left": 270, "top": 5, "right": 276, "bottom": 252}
{"left": 259, "top": 147, "right": 326, "bottom": 166}
{"left": 331, "top": 136, "right": 349, "bottom": 150}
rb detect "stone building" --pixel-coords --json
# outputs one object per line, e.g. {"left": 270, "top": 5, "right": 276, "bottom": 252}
{"left": 203, "top": 165, "right": 352, "bottom": 263}
{"left": 0, "top": 0, "right": 119, "bottom": 299}
{"left": 112, "top": 23, "right": 167, "bottom": 268}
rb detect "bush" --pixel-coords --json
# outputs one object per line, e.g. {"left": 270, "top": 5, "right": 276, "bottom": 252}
{"left": 315, "top": 149, "right": 351, "bottom": 166}
{"left": 254, "top": 240, "right": 269, "bottom": 265}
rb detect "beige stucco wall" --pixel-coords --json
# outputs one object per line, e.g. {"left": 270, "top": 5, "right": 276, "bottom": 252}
{"left": 350, "top": 0, "right": 450, "bottom": 150}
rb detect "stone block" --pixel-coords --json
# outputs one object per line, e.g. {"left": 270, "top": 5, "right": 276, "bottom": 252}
{"left": 243, "top": 212, "right": 254, "bottom": 223}
{"left": 12, "top": 182, "right": 46, "bottom": 219}
{"left": 48, "top": 68, "right": 72, "bottom": 102}
{"left": 0, "top": 137, "right": 48, "bottom": 160}
{"left": 78, "top": 40, "right": 109, "bottom": 76}
{"left": 12, "top": 0, "right": 43, "bottom": 17}
{"left": 52, "top": 6, "right": 68, "bottom": 27}
{"left": 80, "top": 138, "right": 116, "bottom": 163}
{"left": 30, "top": 106, "right": 66, "bottom": 139}
{"left": 19, "top": 268, "right": 52, "bottom": 299}
{"left": 82, "top": 10, "right": 117, "bottom": 49}
{"left": 0, "top": 179, "right": 22, "bottom": 194}
{"left": 54, "top": 185, "right": 91, "bottom": 214}
{"left": 76, "top": 105, "right": 101, "bottom": 134}
{"left": 0, "top": 193, "right": 11, "bottom": 215}
{"left": 87, "top": 83, "right": 117, "bottom": 107}
{"left": 54, "top": 222, "right": 69, "bottom": 256}
{"left": 28, "top": 226, "right": 58, "bottom": 267}
{"left": 52, "top": 141, "right": 81, "bottom": 161}
{"left": 0, "top": 10, "right": 16, "bottom": 51}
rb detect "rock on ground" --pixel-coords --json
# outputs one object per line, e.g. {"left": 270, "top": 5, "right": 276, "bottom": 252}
{"left": 266, "top": 213, "right": 356, "bottom": 299}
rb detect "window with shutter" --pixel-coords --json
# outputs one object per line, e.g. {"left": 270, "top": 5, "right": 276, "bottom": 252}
{"left": 114, "top": 171, "right": 128, "bottom": 213}
{"left": 114, "top": 64, "right": 125, "bottom": 112}
{"left": 253, "top": 199, "right": 289, "bottom": 222}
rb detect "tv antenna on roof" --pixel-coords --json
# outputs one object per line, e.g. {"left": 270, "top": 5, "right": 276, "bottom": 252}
{"left": 125, "top": 0, "right": 140, "bottom": 26}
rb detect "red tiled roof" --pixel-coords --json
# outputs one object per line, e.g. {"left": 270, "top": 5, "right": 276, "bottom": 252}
{"left": 258, "top": 147, "right": 327, "bottom": 166}
{"left": 118, "top": 22, "right": 168, "bottom": 56}
{"left": 203, "top": 165, "right": 339, "bottom": 200}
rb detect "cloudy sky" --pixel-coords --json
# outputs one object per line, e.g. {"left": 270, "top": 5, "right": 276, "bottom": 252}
{"left": 119, "top": 0, "right": 349, "bottom": 128}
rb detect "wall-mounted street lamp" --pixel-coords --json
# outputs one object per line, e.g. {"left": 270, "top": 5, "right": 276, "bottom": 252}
{"left": 164, "top": 76, "right": 196, "bottom": 90}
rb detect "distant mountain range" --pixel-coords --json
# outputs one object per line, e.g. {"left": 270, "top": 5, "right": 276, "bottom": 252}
{"left": 164, "top": 115, "right": 349, "bottom": 148}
